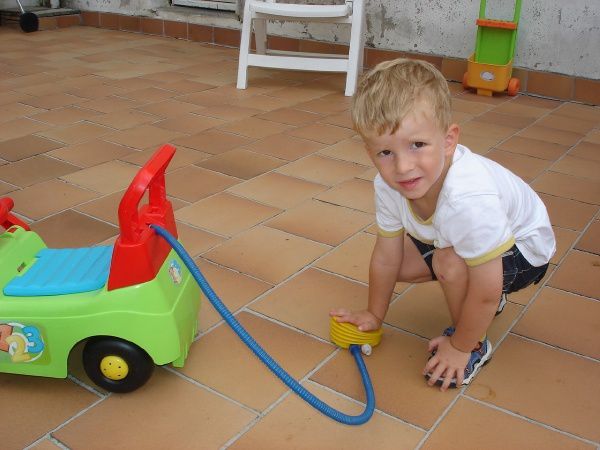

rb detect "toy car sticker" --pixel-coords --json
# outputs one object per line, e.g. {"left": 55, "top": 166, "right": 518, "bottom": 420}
{"left": 168, "top": 260, "right": 182, "bottom": 284}
{"left": 0, "top": 322, "right": 45, "bottom": 363}
{"left": 480, "top": 71, "right": 495, "bottom": 81}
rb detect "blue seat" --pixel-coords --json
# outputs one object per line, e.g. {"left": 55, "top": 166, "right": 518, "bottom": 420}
{"left": 4, "top": 246, "right": 113, "bottom": 297}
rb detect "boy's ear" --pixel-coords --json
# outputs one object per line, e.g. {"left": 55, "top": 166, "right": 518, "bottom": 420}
{"left": 444, "top": 123, "right": 460, "bottom": 154}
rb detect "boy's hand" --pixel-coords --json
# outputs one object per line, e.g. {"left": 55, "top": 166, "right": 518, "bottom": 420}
{"left": 423, "top": 336, "right": 470, "bottom": 391}
{"left": 329, "top": 308, "right": 382, "bottom": 332}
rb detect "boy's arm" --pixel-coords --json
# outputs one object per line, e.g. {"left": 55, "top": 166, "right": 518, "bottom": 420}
{"left": 330, "top": 233, "right": 404, "bottom": 331}
{"left": 424, "top": 256, "right": 502, "bottom": 390}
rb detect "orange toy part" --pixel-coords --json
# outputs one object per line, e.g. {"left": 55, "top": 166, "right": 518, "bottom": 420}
{"left": 476, "top": 18, "right": 517, "bottom": 30}
{"left": 107, "top": 144, "right": 177, "bottom": 291}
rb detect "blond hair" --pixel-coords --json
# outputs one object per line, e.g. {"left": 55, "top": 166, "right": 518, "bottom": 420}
{"left": 352, "top": 58, "right": 452, "bottom": 137}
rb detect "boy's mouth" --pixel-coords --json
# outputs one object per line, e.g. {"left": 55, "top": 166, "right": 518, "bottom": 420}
{"left": 398, "top": 177, "right": 421, "bottom": 190}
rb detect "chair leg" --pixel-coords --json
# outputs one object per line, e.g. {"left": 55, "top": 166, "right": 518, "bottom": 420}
{"left": 344, "top": 0, "right": 366, "bottom": 96}
{"left": 254, "top": 18, "right": 267, "bottom": 55}
{"left": 237, "top": 1, "right": 254, "bottom": 90}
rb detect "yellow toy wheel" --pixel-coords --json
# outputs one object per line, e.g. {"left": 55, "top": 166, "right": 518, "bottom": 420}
{"left": 83, "top": 337, "right": 154, "bottom": 393}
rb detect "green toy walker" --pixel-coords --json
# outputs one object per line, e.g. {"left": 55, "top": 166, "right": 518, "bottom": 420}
{"left": 463, "top": 0, "right": 522, "bottom": 97}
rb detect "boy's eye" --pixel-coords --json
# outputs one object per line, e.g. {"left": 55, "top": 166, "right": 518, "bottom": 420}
{"left": 377, "top": 149, "right": 392, "bottom": 157}
{"left": 411, "top": 142, "right": 426, "bottom": 150}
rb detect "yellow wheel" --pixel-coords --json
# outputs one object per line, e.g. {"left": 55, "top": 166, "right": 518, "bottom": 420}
{"left": 83, "top": 337, "right": 154, "bottom": 393}
{"left": 100, "top": 355, "right": 129, "bottom": 380}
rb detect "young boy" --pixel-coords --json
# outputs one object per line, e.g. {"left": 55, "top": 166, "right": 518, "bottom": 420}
{"left": 330, "top": 58, "right": 555, "bottom": 391}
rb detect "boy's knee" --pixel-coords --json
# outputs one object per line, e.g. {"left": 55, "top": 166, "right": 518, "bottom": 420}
{"left": 432, "top": 248, "right": 466, "bottom": 282}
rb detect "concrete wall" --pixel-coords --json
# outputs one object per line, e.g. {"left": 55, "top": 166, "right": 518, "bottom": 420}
{"left": 62, "top": 0, "right": 599, "bottom": 79}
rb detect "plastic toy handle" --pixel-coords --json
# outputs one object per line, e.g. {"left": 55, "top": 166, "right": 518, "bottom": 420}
{"left": 118, "top": 144, "right": 176, "bottom": 244}
{"left": 0, "top": 197, "right": 30, "bottom": 231}
{"left": 0, "top": 197, "right": 13, "bottom": 226}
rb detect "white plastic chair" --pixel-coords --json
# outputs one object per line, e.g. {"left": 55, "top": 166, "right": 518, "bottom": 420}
{"left": 236, "top": 0, "right": 366, "bottom": 96}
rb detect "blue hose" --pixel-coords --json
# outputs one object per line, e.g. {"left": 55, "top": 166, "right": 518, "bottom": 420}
{"left": 152, "top": 224, "right": 375, "bottom": 425}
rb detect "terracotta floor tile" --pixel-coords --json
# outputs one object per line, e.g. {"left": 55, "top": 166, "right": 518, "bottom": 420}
{"left": 0, "top": 375, "right": 99, "bottom": 450}
{"left": 312, "top": 327, "right": 459, "bottom": 429}
{"left": 287, "top": 123, "right": 355, "bottom": 145}
{"left": 176, "top": 221, "right": 226, "bottom": 257}
{"left": 197, "top": 148, "right": 285, "bottom": 179}
{"left": 551, "top": 225, "right": 579, "bottom": 264}
{"left": 48, "top": 139, "right": 136, "bottom": 168}
{"left": 218, "top": 117, "right": 294, "bottom": 139}
{"left": 315, "top": 178, "right": 375, "bottom": 214}
{"left": 21, "top": 92, "right": 84, "bottom": 109}
{"left": 103, "top": 124, "right": 184, "bottom": 149}
{"left": 387, "top": 282, "right": 522, "bottom": 345}
{"left": 179, "top": 312, "right": 333, "bottom": 411}
{"left": 510, "top": 95, "right": 562, "bottom": 110}
{"left": 171, "top": 129, "right": 254, "bottom": 154}
{"left": 176, "top": 90, "right": 235, "bottom": 108}
{"left": 422, "top": 397, "right": 594, "bottom": 450}
{"left": 229, "top": 93, "right": 298, "bottom": 112}
{"left": 321, "top": 110, "right": 353, "bottom": 129}
{"left": 496, "top": 136, "right": 570, "bottom": 161}
{"left": 460, "top": 120, "right": 518, "bottom": 142}
{"left": 0, "top": 155, "right": 79, "bottom": 187}
{"left": 467, "top": 335, "right": 600, "bottom": 442}
{"left": 242, "top": 133, "right": 326, "bottom": 161}
{"left": 229, "top": 381, "right": 424, "bottom": 449}
{"left": 266, "top": 199, "right": 372, "bottom": 246}
{"left": 0, "top": 117, "right": 53, "bottom": 142}
{"left": 257, "top": 107, "right": 322, "bottom": 126}
{"left": 553, "top": 102, "right": 600, "bottom": 124}
{"left": 118, "top": 86, "right": 177, "bottom": 103}
{"left": 513, "top": 287, "right": 600, "bottom": 359}
{"left": 492, "top": 100, "right": 552, "bottom": 119}
{"left": 9, "top": 179, "right": 100, "bottom": 220}
{"left": 576, "top": 220, "right": 600, "bottom": 254}
{"left": 318, "top": 137, "right": 373, "bottom": 166}
{"left": 452, "top": 98, "right": 494, "bottom": 115}
{"left": 458, "top": 132, "right": 500, "bottom": 154}
{"left": 120, "top": 145, "right": 210, "bottom": 171}
{"left": 30, "top": 209, "right": 118, "bottom": 247}
{"left": 194, "top": 258, "right": 272, "bottom": 332}
{"left": 196, "top": 105, "right": 263, "bottom": 121}
{"left": 276, "top": 154, "right": 368, "bottom": 186}
{"left": 204, "top": 226, "right": 329, "bottom": 284}
{"left": 166, "top": 165, "right": 241, "bottom": 202}
{"left": 0, "top": 180, "right": 16, "bottom": 195}
{"left": 154, "top": 113, "right": 227, "bottom": 135}
{"left": 474, "top": 111, "right": 536, "bottom": 129}
{"left": 161, "top": 79, "right": 215, "bottom": 94}
{"left": 176, "top": 192, "right": 281, "bottom": 237}
{"left": 532, "top": 172, "right": 600, "bottom": 205}
{"left": 37, "top": 122, "right": 113, "bottom": 145}
{"left": 135, "top": 98, "right": 205, "bottom": 118}
{"left": 570, "top": 141, "right": 600, "bottom": 162}
{"left": 54, "top": 369, "right": 256, "bottom": 449}
{"left": 294, "top": 95, "right": 351, "bottom": 116}
{"left": 551, "top": 155, "right": 600, "bottom": 180}
{"left": 30, "top": 438, "right": 64, "bottom": 449}
{"left": 548, "top": 249, "right": 600, "bottom": 299}
{"left": 250, "top": 268, "right": 368, "bottom": 340}
{"left": 60, "top": 160, "right": 140, "bottom": 194}
{"left": 0, "top": 101, "right": 44, "bottom": 122}
{"left": 0, "top": 134, "right": 64, "bottom": 161}
{"left": 486, "top": 149, "right": 552, "bottom": 183}
{"left": 537, "top": 114, "right": 597, "bottom": 135}
{"left": 584, "top": 130, "right": 600, "bottom": 145}
{"left": 29, "top": 105, "right": 103, "bottom": 126}
{"left": 228, "top": 172, "right": 328, "bottom": 209}
{"left": 539, "top": 193, "right": 598, "bottom": 231}
{"left": 79, "top": 95, "right": 146, "bottom": 113}
{"left": 518, "top": 125, "right": 583, "bottom": 147}
{"left": 86, "top": 108, "right": 160, "bottom": 130}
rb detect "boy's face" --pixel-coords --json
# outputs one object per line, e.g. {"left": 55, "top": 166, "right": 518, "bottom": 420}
{"left": 363, "top": 102, "right": 458, "bottom": 203}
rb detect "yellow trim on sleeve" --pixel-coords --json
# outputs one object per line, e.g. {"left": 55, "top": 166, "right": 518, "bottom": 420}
{"left": 377, "top": 227, "right": 404, "bottom": 238}
{"left": 465, "top": 236, "right": 516, "bottom": 267}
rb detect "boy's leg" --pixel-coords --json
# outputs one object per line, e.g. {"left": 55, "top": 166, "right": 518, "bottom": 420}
{"left": 397, "top": 234, "right": 435, "bottom": 283}
{"left": 431, "top": 247, "right": 468, "bottom": 325}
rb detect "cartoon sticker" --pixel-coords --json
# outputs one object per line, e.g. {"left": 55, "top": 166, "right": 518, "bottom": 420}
{"left": 168, "top": 260, "right": 182, "bottom": 284}
{"left": 0, "top": 322, "right": 45, "bottom": 363}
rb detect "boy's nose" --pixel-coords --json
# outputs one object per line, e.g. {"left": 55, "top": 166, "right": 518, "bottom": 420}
{"left": 395, "top": 155, "right": 414, "bottom": 174}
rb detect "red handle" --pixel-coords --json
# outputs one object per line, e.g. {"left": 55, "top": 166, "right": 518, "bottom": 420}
{"left": 118, "top": 144, "right": 176, "bottom": 244}
{"left": 0, "top": 197, "right": 30, "bottom": 231}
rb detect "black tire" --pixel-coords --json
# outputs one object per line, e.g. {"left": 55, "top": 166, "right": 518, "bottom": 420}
{"left": 19, "top": 12, "right": 39, "bottom": 33}
{"left": 83, "top": 337, "right": 154, "bottom": 393}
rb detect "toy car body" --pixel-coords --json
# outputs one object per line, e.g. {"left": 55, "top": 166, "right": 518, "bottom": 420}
{"left": 0, "top": 145, "right": 200, "bottom": 392}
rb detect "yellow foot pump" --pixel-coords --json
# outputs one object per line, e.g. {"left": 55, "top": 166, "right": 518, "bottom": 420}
{"left": 329, "top": 317, "right": 382, "bottom": 355}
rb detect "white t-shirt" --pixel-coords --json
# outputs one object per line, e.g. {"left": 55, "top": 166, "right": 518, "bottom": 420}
{"left": 375, "top": 144, "right": 556, "bottom": 267}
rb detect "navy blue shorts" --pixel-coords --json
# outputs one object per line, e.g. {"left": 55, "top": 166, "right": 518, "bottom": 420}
{"left": 408, "top": 234, "right": 548, "bottom": 294}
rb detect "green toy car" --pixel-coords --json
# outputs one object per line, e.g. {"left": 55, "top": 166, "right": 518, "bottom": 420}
{"left": 0, "top": 145, "right": 200, "bottom": 393}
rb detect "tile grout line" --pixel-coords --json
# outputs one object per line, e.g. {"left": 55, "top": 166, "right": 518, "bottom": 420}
{"left": 463, "top": 396, "right": 600, "bottom": 447}
{"left": 508, "top": 332, "right": 600, "bottom": 363}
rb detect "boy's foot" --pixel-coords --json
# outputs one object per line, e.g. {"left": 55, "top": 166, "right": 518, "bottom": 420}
{"left": 496, "top": 292, "right": 507, "bottom": 316}
{"left": 426, "top": 336, "right": 493, "bottom": 388}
